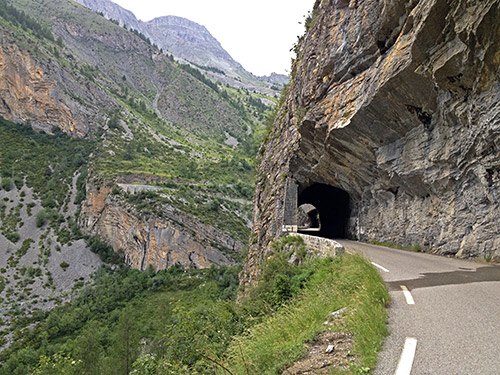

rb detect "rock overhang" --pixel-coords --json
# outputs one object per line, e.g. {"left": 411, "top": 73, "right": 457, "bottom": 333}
{"left": 242, "top": 0, "right": 500, "bottom": 286}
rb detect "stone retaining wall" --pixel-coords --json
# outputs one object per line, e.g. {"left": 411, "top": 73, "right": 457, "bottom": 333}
{"left": 289, "top": 233, "right": 344, "bottom": 258}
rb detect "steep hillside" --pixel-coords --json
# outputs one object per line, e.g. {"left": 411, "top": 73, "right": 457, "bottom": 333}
{"left": 244, "top": 0, "right": 500, "bottom": 285}
{"left": 0, "top": 0, "right": 271, "bottom": 273}
{"left": 73, "top": 0, "right": 288, "bottom": 94}
{"left": 0, "top": 118, "right": 103, "bottom": 349}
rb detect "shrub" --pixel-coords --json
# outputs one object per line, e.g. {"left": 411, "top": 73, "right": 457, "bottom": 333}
{"left": 1, "top": 177, "right": 12, "bottom": 191}
{"left": 242, "top": 236, "right": 316, "bottom": 314}
{"left": 35, "top": 208, "right": 56, "bottom": 227}
{"left": 60, "top": 262, "right": 69, "bottom": 270}
{"left": 85, "top": 236, "right": 123, "bottom": 264}
{"left": 6, "top": 232, "right": 20, "bottom": 243}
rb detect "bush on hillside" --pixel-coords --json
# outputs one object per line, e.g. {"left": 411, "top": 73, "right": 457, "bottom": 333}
{"left": 1, "top": 177, "right": 12, "bottom": 191}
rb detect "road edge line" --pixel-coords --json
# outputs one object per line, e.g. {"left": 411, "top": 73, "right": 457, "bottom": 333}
{"left": 395, "top": 337, "right": 418, "bottom": 375}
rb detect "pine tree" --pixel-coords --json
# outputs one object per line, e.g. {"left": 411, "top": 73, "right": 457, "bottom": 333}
{"left": 73, "top": 321, "right": 103, "bottom": 375}
{"left": 108, "top": 307, "right": 140, "bottom": 375}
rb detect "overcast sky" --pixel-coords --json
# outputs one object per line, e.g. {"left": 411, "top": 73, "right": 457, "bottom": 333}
{"left": 111, "top": 0, "right": 316, "bottom": 76}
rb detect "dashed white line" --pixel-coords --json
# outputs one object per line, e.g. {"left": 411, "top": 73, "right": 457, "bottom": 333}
{"left": 395, "top": 337, "right": 418, "bottom": 375}
{"left": 371, "top": 262, "right": 390, "bottom": 273}
{"left": 400, "top": 285, "right": 415, "bottom": 305}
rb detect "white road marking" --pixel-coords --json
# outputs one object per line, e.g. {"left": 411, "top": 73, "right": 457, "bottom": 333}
{"left": 395, "top": 337, "right": 418, "bottom": 375}
{"left": 371, "top": 262, "right": 390, "bottom": 272}
{"left": 400, "top": 285, "right": 415, "bottom": 305}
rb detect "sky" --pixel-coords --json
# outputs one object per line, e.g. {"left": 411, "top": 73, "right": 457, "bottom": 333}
{"left": 111, "top": 0, "right": 317, "bottom": 76}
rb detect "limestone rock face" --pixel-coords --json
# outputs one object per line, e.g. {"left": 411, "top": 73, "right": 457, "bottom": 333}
{"left": 79, "top": 177, "right": 242, "bottom": 270}
{"left": 145, "top": 16, "right": 244, "bottom": 75}
{"left": 244, "top": 0, "right": 500, "bottom": 285}
{"left": 0, "top": 40, "right": 81, "bottom": 135}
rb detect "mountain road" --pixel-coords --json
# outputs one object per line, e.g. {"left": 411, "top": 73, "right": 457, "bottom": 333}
{"left": 338, "top": 240, "right": 500, "bottom": 375}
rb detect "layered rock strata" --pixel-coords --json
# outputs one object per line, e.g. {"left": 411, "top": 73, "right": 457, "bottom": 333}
{"left": 79, "top": 177, "right": 243, "bottom": 270}
{"left": 243, "top": 0, "right": 500, "bottom": 285}
{"left": 0, "top": 41, "right": 80, "bottom": 135}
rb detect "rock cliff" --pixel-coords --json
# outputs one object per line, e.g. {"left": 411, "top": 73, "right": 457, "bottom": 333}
{"left": 79, "top": 176, "right": 243, "bottom": 270}
{"left": 244, "top": 0, "right": 500, "bottom": 284}
{"left": 0, "top": 37, "right": 81, "bottom": 135}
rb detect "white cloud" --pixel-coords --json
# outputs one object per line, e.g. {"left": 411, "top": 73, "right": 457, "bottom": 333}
{"left": 111, "top": 0, "right": 316, "bottom": 76}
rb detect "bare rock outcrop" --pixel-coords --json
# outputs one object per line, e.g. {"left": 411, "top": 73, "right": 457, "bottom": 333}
{"left": 0, "top": 41, "right": 80, "bottom": 135}
{"left": 244, "top": 0, "right": 500, "bottom": 285}
{"left": 79, "top": 176, "right": 243, "bottom": 270}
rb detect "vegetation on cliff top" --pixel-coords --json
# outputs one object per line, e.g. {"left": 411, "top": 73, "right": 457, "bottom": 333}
{"left": 0, "top": 118, "right": 92, "bottom": 214}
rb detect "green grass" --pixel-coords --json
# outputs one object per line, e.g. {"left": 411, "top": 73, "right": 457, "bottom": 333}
{"left": 369, "top": 240, "right": 423, "bottom": 253}
{"left": 226, "top": 255, "right": 389, "bottom": 375}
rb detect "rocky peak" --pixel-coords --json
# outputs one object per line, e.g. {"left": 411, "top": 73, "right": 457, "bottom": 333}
{"left": 259, "top": 72, "right": 290, "bottom": 86}
{"left": 75, "top": 0, "right": 139, "bottom": 29}
{"left": 74, "top": 0, "right": 283, "bottom": 93}
{"left": 145, "top": 15, "right": 244, "bottom": 75}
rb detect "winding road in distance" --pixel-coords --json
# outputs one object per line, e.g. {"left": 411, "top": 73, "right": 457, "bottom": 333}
{"left": 338, "top": 240, "right": 500, "bottom": 375}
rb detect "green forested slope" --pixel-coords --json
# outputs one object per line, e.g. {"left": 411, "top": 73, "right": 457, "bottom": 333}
{"left": 0, "top": 0, "right": 271, "bottom": 243}
{"left": 0, "top": 237, "right": 388, "bottom": 375}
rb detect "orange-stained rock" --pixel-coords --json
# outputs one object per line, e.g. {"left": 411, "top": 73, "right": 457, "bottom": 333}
{"left": 79, "top": 176, "right": 242, "bottom": 270}
{"left": 0, "top": 42, "right": 81, "bottom": 136}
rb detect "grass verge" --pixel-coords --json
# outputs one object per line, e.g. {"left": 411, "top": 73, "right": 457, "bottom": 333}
{"left": 225, "top": 254, "right": 389, "bottom": 374}
{"left": 369, "top": 240, "right": 423, "bottom": 253}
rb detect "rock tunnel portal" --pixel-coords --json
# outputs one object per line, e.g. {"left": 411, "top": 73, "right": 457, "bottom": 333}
{"left": 297, "top": 183, "right": 351, "bottom": 239}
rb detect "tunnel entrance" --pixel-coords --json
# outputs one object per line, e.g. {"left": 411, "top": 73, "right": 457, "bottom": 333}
{"left": 297, "top": 183, "right": 350, "bottom": 239}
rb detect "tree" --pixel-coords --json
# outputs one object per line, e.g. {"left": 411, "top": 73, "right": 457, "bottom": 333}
{"left": 107, "top": 307, "right": 140, "bottom": 375}
{"left": 73, "top": 321, "right": 104, "bottom": 375}
{"left": 131, "top": 354, "right": 194, "bottom": 375}
{"left": 1, "top": 177, "right": 12, "bottom": 191}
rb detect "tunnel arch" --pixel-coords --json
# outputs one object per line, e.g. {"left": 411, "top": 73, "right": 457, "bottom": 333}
{"left": 297, "top": 183, "right": 351, "bottom": 239}
{"left": 297, "top": 203, "right": 321, "bottom": 230}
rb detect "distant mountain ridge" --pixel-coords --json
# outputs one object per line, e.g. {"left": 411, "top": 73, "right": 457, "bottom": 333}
{"left": 74, "top": 0, "right": 288, "bottom": 92}
{"left": 75, "top": 0, "right": 142, "bottom": 30}
{"left": 145, "top": 16, "right": 245, "bottom": 76}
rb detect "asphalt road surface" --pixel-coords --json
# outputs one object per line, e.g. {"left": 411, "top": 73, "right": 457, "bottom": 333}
{"left": 338, "top": 240, "right": 500, "bottom": 375}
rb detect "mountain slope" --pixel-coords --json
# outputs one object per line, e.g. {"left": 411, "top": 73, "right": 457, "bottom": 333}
{"left": 145, "top": 15, "right": 244, "bottom": 75}
{"left": 0, "top": 0, "right": 274, "bottom": 351}
{"left": 73, "top": 0, "right": 287, "bottom": 94}
{"left": 1, "top": 0, "right": 271, "bottom": 272}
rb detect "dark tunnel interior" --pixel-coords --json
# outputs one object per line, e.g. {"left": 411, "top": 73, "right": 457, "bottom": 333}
{"left": 297, "top": 183, "right": 351, "bottom": 239}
